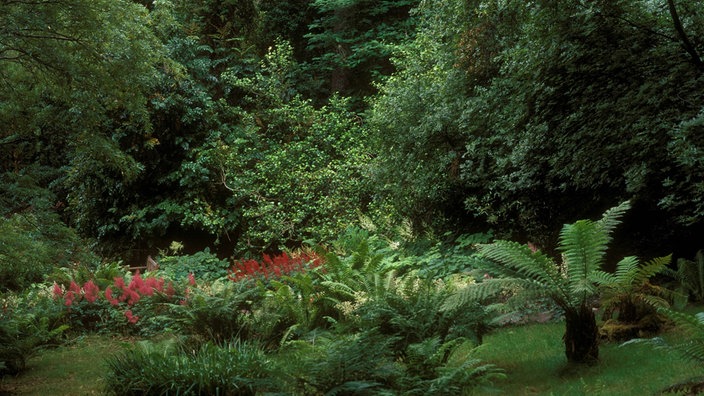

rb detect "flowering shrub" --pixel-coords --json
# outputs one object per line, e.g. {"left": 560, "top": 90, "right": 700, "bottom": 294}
{"left": 228, "top": 251, "right": 324, "bottom": 282}
{"left": 52, "top": 273, "right": 183, "bottom": 333}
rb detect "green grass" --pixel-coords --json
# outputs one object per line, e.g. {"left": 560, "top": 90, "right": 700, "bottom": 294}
{"left": 474, "top": 321, "right": 704, "bottom": 395}
{"left": 0, "top": 335, "right": 127, "bottom": 396}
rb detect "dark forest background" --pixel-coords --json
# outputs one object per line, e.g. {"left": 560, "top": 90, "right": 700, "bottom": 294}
{"left": 2, "top": 0, "right": 704, "bottom": 287}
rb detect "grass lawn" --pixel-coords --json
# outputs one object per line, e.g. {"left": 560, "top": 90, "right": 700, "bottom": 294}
{"left": 474, "top": 321, "right": 704, "bottom": 395}
{"left": 0, "top": 335, "right": 129, "bottom": 396}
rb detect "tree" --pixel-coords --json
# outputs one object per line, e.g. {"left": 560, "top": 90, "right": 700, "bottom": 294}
{"left": 306, "top": 0, "right": 420, "bottom": 99}
{"left": 0, "top": 0, "right": 160, "bottom": 263}
{"left": 444, "top": 201, "right": 632, "bottom": 363}
{"left": 371, "top": 0, "right": 704, "bottom": 254}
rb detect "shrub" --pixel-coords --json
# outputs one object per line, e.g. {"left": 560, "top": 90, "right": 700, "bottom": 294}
{"left": 158, "top": 248, "right": 231, "bottom": 282}
{"left": 166, "top": 278, "right": 261, "bottom": 343}
{"left": 666, "top": 250, "right": 704, "bottom": 305}
{"left": 0, "top": 286, "right": 68, "bottom": 375}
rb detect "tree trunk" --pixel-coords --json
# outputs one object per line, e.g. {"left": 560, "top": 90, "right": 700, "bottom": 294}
{"left": 563, "top": 305, "right": 599, "bottom": 363}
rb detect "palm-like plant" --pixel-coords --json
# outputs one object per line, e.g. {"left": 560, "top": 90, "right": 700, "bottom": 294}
{"left": 443, "top": 201, "right": 631, "bottom": 363}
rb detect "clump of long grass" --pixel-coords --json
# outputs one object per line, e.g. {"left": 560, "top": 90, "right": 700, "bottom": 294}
{"left": 104, "top": 338, "right": 277, "bottom": 395}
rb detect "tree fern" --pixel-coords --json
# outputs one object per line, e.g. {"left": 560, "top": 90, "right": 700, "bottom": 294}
{"left": 444, "top": 201, "right": 632, "bottom": 363}
{"left": 592, "top": 255, "right": 672, "bottom": 325}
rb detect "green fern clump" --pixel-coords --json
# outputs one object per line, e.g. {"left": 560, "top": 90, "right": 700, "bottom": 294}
{"left": 166, "top": 279, "right": 261, "bottom": 343}
{"left": 666, "top": 251, "right": 704, "bottom": 304}
{"left": 591, "top": 255, "right": 673, "bottom": 340}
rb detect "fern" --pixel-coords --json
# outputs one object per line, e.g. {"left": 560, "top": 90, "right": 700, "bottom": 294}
{"left": 666, "top": 251, "right": 704, "bottom": 304}
{"left": 624, "top": 308, "right": 704, "bottom": 365}
{"left": 593, "top": 255, "right": 672, "bottom": 325}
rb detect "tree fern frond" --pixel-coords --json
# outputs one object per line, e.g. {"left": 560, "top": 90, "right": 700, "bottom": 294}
{"left": 598, "top": 200, "right": 631, "bottom": 240}
{"left": 632, "top": 255, "right": 671, "bottom": 286}
{"left": 590, "top": 270, "right": 615, "bottom": 286}
{"left": 614, "top": 256, "right": 640, "bottom": 285}
{"left": 477, "top": 241, "right": 564, "bottom": 289}
{"left": 441, "top": 278, "right": 551, "bottom": 312}
{"left": 559, "top": 220, "right": 609, "bottom": 286}
{"left": 660, "top": 308, "right": 704, "bottom": 332}
{"left": 634, "top": 294, "right": 670, "bottom": 309}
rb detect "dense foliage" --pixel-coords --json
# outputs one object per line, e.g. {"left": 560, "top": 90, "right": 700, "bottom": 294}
{"left": 371, "top": 0, "right": 704, "bottom": 252}
{"left": 3, "top": 0, "right": 704, "bottom": 392}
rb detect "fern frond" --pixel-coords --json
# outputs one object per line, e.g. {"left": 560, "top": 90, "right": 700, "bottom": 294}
{"left": 634, "top": 294, "right": 670, "bottom": 309}
{"left": 633, "top": 255, "right": 671, "bottom": 286}
{"left": 598, "top": 200, "right": 631, "bottom": 240}
{"left": 441, "top": 278, "right": 552, "bottom": 312}
{"left": 559, "top": 220, "right": 608, "bottom": 287}
{"left": 614, "top": 256, "right": 640, "bottom": 285}
{"left": 320, "top": 281, "right": 357, "bottom": 300}
{"left": 477, "top": 241, "right": 564, "bottom": 289}
{"left": 590, "top": 269, "right": 615, "bottom": 286}
{"left": 660, "top": 308, "right": 704, "bottom": 333}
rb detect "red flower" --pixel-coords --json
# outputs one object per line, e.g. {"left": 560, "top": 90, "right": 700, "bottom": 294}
{"left": 165, "top": 282, "right": 175, "bottom": 298}
{"left": 124, "top": 310, "right": 139, "bottom": 324}
{"left": 113, "top": 277, "right": 126, "bottom": 289}
{"left": 187, "top": 273, "right": 196, "bottom": 286}
{"left": 52, "top": 282, "right": 63, "bottom": 300}
{"left": 64, "top": 291, "right": 75, "bottom": 307}
{"left": 105, "top": 287, "right": 119, "bottom": 306}
{"left": 82, "top": 280, "right": 100, "bottom": 303}
{"left": 69, "top": 281, "right": 81, "bottom": 296}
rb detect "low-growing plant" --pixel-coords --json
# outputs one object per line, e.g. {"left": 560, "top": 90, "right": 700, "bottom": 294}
{"left": 0, "top": 287, "right": 68, "bottom": 375}
{"left": 666, "top": 250, "right": 704, "bottom": 304}
{"left": 104, "top": 338, "right": 278, "bottom": 395}
{"left": 166, "top": 278, "right": 261, "bottom": 343}
{"left": 52, "top": 272, "right": 183, "bottom": 335}
{"left": 158, "top": 248, "right": 231, "bottom": 282}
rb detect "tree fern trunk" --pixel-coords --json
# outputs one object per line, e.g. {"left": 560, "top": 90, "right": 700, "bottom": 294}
{"left": 563, "top": 305, "right": 599, "bottom": 363}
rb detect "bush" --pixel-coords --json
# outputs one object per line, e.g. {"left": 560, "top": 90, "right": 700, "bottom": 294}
{"left": 0, "top": 286, "right": 68, "bottom": 375}
{"left": 158, "top": 248, "right": 230, "bottom": 282}
{"left": 166, "top": 278, "right": 261, "bottom": 343}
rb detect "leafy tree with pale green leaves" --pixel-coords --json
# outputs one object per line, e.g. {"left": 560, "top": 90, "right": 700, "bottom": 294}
{"left": 443, "top": 201, "right": 632, "bottom": 363}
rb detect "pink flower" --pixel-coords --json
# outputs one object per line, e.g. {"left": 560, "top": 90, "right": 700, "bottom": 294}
{"left": 124, "top": 310, "right": 139, "bottom": 324}
{"left": 82, "top": 280, "right": 100, "bottom": 303}
{"left": 105, "top": 287, "right": 119, "bottom": 306}
{"left": 52, "top": 282, "right": 63, "bottom": 300}
{"left": 187, "top": 273, "right": 196, "bottom": 286}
